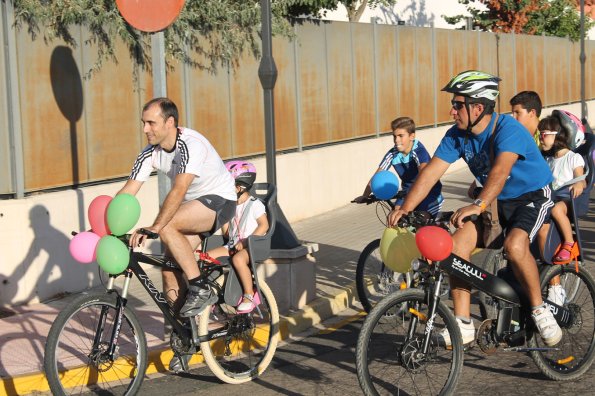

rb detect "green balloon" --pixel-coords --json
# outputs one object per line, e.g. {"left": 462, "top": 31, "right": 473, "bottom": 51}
{"left": 106, "top": 193, "right": 141, "bottom": 236}
{"left": 96, "top": 235, "right": 130, "bottom": 274}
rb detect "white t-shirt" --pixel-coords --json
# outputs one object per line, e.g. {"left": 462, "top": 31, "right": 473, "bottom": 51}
{"left": 228, "top": 198, "right": 266, "bottom": 245}
{"left": 546, "top": 151, "right": 585, "bottom": 191}
{"left": 129, "top": 127, "right": 236, "bottom": 202}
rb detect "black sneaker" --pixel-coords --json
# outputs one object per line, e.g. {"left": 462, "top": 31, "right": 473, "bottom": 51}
{"left": 180, "top": 284, "right": 217, "bottom": 317}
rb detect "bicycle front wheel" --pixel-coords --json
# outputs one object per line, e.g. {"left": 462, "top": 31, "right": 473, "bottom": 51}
{"left": 199, "top": 279, "right": 279, "bottom": 384}
{"left": 356, "top": 239, "right": 409, "bottom": 313}
{"left": 356, "top": 289, "right": 463, "bottom": 396}
{"left": 528, "top": 264, "right": 595, "bottom": 380}
{"left": 44, "top": 293, "right": 148, "bottom": 395}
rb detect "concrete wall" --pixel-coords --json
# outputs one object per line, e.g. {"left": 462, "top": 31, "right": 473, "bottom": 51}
{"left": 1, "top": 100, "right": 593, "bottom": 306}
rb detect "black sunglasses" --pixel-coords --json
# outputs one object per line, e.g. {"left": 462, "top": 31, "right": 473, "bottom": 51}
{"left": 451, "top": 100, "right": 466, "bottom": 110}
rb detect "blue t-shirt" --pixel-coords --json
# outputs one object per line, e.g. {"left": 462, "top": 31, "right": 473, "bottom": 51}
{"left": 434, "top": 113, "right": 553, "bottom": 200}
{"left": 379, "top": 139, "right": 443, "bottom": 207}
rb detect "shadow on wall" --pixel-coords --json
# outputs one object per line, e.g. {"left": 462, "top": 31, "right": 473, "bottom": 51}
{"left": 50, "top": 45, "right": 85, "bottom": 231}
{"left": 379, "top": 0, "right": 436, "bottom": 27}
{"left": 0, "top": 205, "right": 96, "bottom": 305}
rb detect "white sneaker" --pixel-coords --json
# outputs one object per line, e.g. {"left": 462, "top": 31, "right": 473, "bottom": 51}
{"left": 437, "top": 318, "right": 475, "bottom": 348}
{"left": 547, "top": 284, "right": 567, "bottom": 306}
{"left": 532, "top": 306, "right": 563, "bottom": 347}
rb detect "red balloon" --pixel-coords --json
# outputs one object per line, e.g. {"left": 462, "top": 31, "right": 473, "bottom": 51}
{"left": 415, "top": 226, "right": 453, "bottom": 262}
{"left": 88, "top": 195, "right": 112, "bottom": 237}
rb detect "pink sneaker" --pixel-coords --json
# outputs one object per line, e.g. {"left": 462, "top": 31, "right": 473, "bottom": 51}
{"left": 237, "top": 293, "right": 260, "bottom": 314}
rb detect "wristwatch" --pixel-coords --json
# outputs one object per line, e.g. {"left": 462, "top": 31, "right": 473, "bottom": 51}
{"left": 473, "top": 198, "right": 487, "bottom": 212}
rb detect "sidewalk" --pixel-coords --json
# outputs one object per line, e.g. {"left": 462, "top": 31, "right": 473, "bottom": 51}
{"left": 1, "top": 168, "right": 593, "bottom": 396}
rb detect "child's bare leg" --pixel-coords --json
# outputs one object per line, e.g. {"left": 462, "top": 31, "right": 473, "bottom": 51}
{"left": 207, "top": 245, "right": 230, "bottom": 259}
{"left": 232, "top": 249, "right": 255, "bottom": 299}
{"left": 552, "top": 202, "right": 574, "bottom": 243}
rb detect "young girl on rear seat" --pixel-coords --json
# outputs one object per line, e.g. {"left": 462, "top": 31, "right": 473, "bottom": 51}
{"left": 207, "top": 161, "right": 269, "bottom": 313}
{"left": 538, "top": 115, "right": 586, "bottom": 265}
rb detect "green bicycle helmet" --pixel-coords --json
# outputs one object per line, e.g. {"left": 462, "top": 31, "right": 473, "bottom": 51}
{"left": 442, "top": 70, "right": 501, "bottom": 132}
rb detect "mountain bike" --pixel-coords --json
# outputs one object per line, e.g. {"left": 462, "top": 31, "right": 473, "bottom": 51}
{"left": 356, "top": 211, "right": 595, "bottom": 396}
{"left": 44, "top": 229, "right": 279, "bottom": 395}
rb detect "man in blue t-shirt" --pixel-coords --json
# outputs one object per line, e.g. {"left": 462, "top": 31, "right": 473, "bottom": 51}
{"left": 388, "top": 70, "right": 560, "bottom": 348}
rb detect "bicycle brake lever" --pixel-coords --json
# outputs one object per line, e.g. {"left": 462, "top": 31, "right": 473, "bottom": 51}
{"left": 138, "top": 228, "right": 159, "bottom": 239}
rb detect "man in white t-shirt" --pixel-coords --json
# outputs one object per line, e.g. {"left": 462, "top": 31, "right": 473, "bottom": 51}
{"left": 118, "top": 97, "right": 236, "bottom": 322}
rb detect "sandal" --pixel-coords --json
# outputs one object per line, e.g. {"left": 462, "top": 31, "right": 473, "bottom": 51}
{"left": 237, "top": 292, "right": 260, "bottom": 314}
{"left": 553, "top": 242, "right": 574, "bottom": 263}
{"left": 553, "top": 242, "right": 579, "bottom": 270}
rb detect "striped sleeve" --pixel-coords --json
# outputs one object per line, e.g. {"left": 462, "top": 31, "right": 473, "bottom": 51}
{"left": 178, "top": 139, "right": 189, "bottom": 174}
{"left": 129, "top": 145, "right": 155, "bottom": 181}
{"left": 378, "top": 147, "right": 397, "bottom": 170}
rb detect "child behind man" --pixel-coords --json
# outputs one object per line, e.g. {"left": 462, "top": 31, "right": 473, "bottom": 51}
{"left": 207, "top": 161, "right": 269, "bottom": 313}
{"left": 538, "top": 115, "right": 586, "bottom": 268}
{"left": 353, "top": 116, "right": 444, "bottom": 216}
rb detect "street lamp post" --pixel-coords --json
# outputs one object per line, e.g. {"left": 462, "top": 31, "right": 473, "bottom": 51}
{"left": 580, "top": 0, "right": 587, "bottom": 122}
{"left": 258, "top": 0, "right": 278, "bottom": 186}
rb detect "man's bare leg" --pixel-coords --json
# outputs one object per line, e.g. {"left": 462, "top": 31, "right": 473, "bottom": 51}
{"left": 504, "top": 228, "right": 542, "bottom": 306}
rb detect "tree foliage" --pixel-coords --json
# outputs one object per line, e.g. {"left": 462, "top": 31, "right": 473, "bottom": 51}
{"left": 443, "top": 0, "right": 594, "bottom": 41}
{"left": 10, "top": 0, "right": 345, "bottom": 77}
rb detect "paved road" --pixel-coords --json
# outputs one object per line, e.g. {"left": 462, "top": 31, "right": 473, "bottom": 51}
{"left": 98, "top": 304, "right": 595, "bottom": 396}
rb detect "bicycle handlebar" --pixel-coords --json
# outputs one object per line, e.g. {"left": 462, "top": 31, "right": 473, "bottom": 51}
{"left": 138, "top": 228, "right": 159, "bottom": 239}
{"left": 397, "top": 211, "right": 477, "bottom": 229}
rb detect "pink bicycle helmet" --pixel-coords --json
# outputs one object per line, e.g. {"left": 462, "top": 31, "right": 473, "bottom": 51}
{"left": 552, "top": 109, "right": 586, "bottom": 150}
{"left": 225, "top": 161, "right": 257, "bottom": 189}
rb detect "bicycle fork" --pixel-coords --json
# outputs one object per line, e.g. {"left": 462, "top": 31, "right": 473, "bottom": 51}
{"left": 91, "top": 273, "right": 133, "bottom": 362}
{"left": 407, "top": 271, "right": 445, "bottom": 355}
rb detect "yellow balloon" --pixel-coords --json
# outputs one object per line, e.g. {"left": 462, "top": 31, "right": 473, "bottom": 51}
{"left": 379, "top": 227, "right": 421, "bottom": 273}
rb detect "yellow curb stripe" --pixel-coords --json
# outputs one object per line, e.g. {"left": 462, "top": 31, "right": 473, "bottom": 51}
{"left": 0, "top": 284, "right": 358, "bottom": 396}
{"left": 319, "top": 311, "right": 366, "bottom": 335}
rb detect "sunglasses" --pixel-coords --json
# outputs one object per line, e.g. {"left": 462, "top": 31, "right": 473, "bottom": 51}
{"left": 539, "top": 130, "right": 558, "bottom": 139}
{"left": 451, "top": 100, "right": 466, "bottom": 110}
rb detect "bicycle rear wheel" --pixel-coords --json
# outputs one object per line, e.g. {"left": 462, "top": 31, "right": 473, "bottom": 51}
{"left": 356, "top": 239, "right": 408, "bottom": 313}
{"left": 356, "top": 289, "right": 463, "bottom": 396}
{"left": 528, "top": 264, "right": 595, "bottom": 380}
{"left": 44, "top": 293, "right": 147, "bottom": 395}
{"left": 199, "top": 280, "right": 279, "bottom": 384}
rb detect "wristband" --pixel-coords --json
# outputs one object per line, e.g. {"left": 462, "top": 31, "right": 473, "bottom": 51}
{"left": 473, "top": 199, "right": 487, "bottom": 212}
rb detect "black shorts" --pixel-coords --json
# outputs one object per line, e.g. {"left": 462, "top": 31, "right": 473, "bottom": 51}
{"left": 196, "top": 195, "right": 236, "bottom": 237}
{"left": 498, "top": 187, "right": 554, "bottom": 242}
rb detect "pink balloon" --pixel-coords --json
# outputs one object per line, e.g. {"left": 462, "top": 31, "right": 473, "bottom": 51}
{"left": 69, "top": 231, "right": 101, "bottom": 264}
{"left": 88, "top": 195, "right": 112, "bottom": 236}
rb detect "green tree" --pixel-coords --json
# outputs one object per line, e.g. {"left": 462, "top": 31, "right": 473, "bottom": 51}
{"left": 443, "top": 0, "right": 593, "bottom": 41}
{"left": 10, "top": 0, "right": 344, "bottom": 77}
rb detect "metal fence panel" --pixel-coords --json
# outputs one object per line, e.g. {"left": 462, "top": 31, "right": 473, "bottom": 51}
{"left": 374, "top": 24, "right": 399, "bottom": 133}
{"left": 82, "top": 31, "right": 144, "bottom": 182}
{"left": 0, "top": 9, "right": 13, "bottom": 195}
{"left": 325, "top": 22, "right": 355, "bottom": 142}
{"left": 295, "top": 23, "right": 330, "bottom": 146}
{"left": 272, "top": 35, "right": 299, "bottom": 151}
{"left": 351, "top": 23, "right": 376, "bottom": 137}
{"left": 16, "top": 28, "right": 90, "bottom": 191}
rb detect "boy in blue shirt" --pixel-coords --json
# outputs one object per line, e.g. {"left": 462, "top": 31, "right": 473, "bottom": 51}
{"left": 353, "top": 116, "right": 444, "bottom": 216}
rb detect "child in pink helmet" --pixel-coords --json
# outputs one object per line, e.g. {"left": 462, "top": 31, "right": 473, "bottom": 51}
{"left": 207, "top": 161, "right": 269, "bottom": 313}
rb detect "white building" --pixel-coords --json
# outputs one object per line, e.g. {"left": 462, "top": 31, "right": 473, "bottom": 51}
{"left": 322, "top": 0, "right": 595, "bottom": 39}
{"left": 322, "top": 0, "right": 484, "bottom": 29}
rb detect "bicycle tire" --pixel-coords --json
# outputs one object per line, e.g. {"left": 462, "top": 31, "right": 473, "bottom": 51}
{"left": 356, "top": 289, "right": 463, "bottom": 396}
{"left": 356, "top": 239, "right": 407, "bottom": 313}
{"left": 199, "top": 279, "right": 279, "bottom": 384}
{"left": 528, "top": 264, "right": 595, "bottom": 380}
{"left": 44, "top": 293, "right": 148, "bottom": 395}
{"left": 476, "top": 249, "right": 507, "bottom": 320}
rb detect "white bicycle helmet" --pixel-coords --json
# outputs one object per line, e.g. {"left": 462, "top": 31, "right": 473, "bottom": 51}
{"left": 442, "top": 70, "right": 501, "bottom": 132}
{"left": 441, "top": 70, "right": 501, "bottom": 102}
